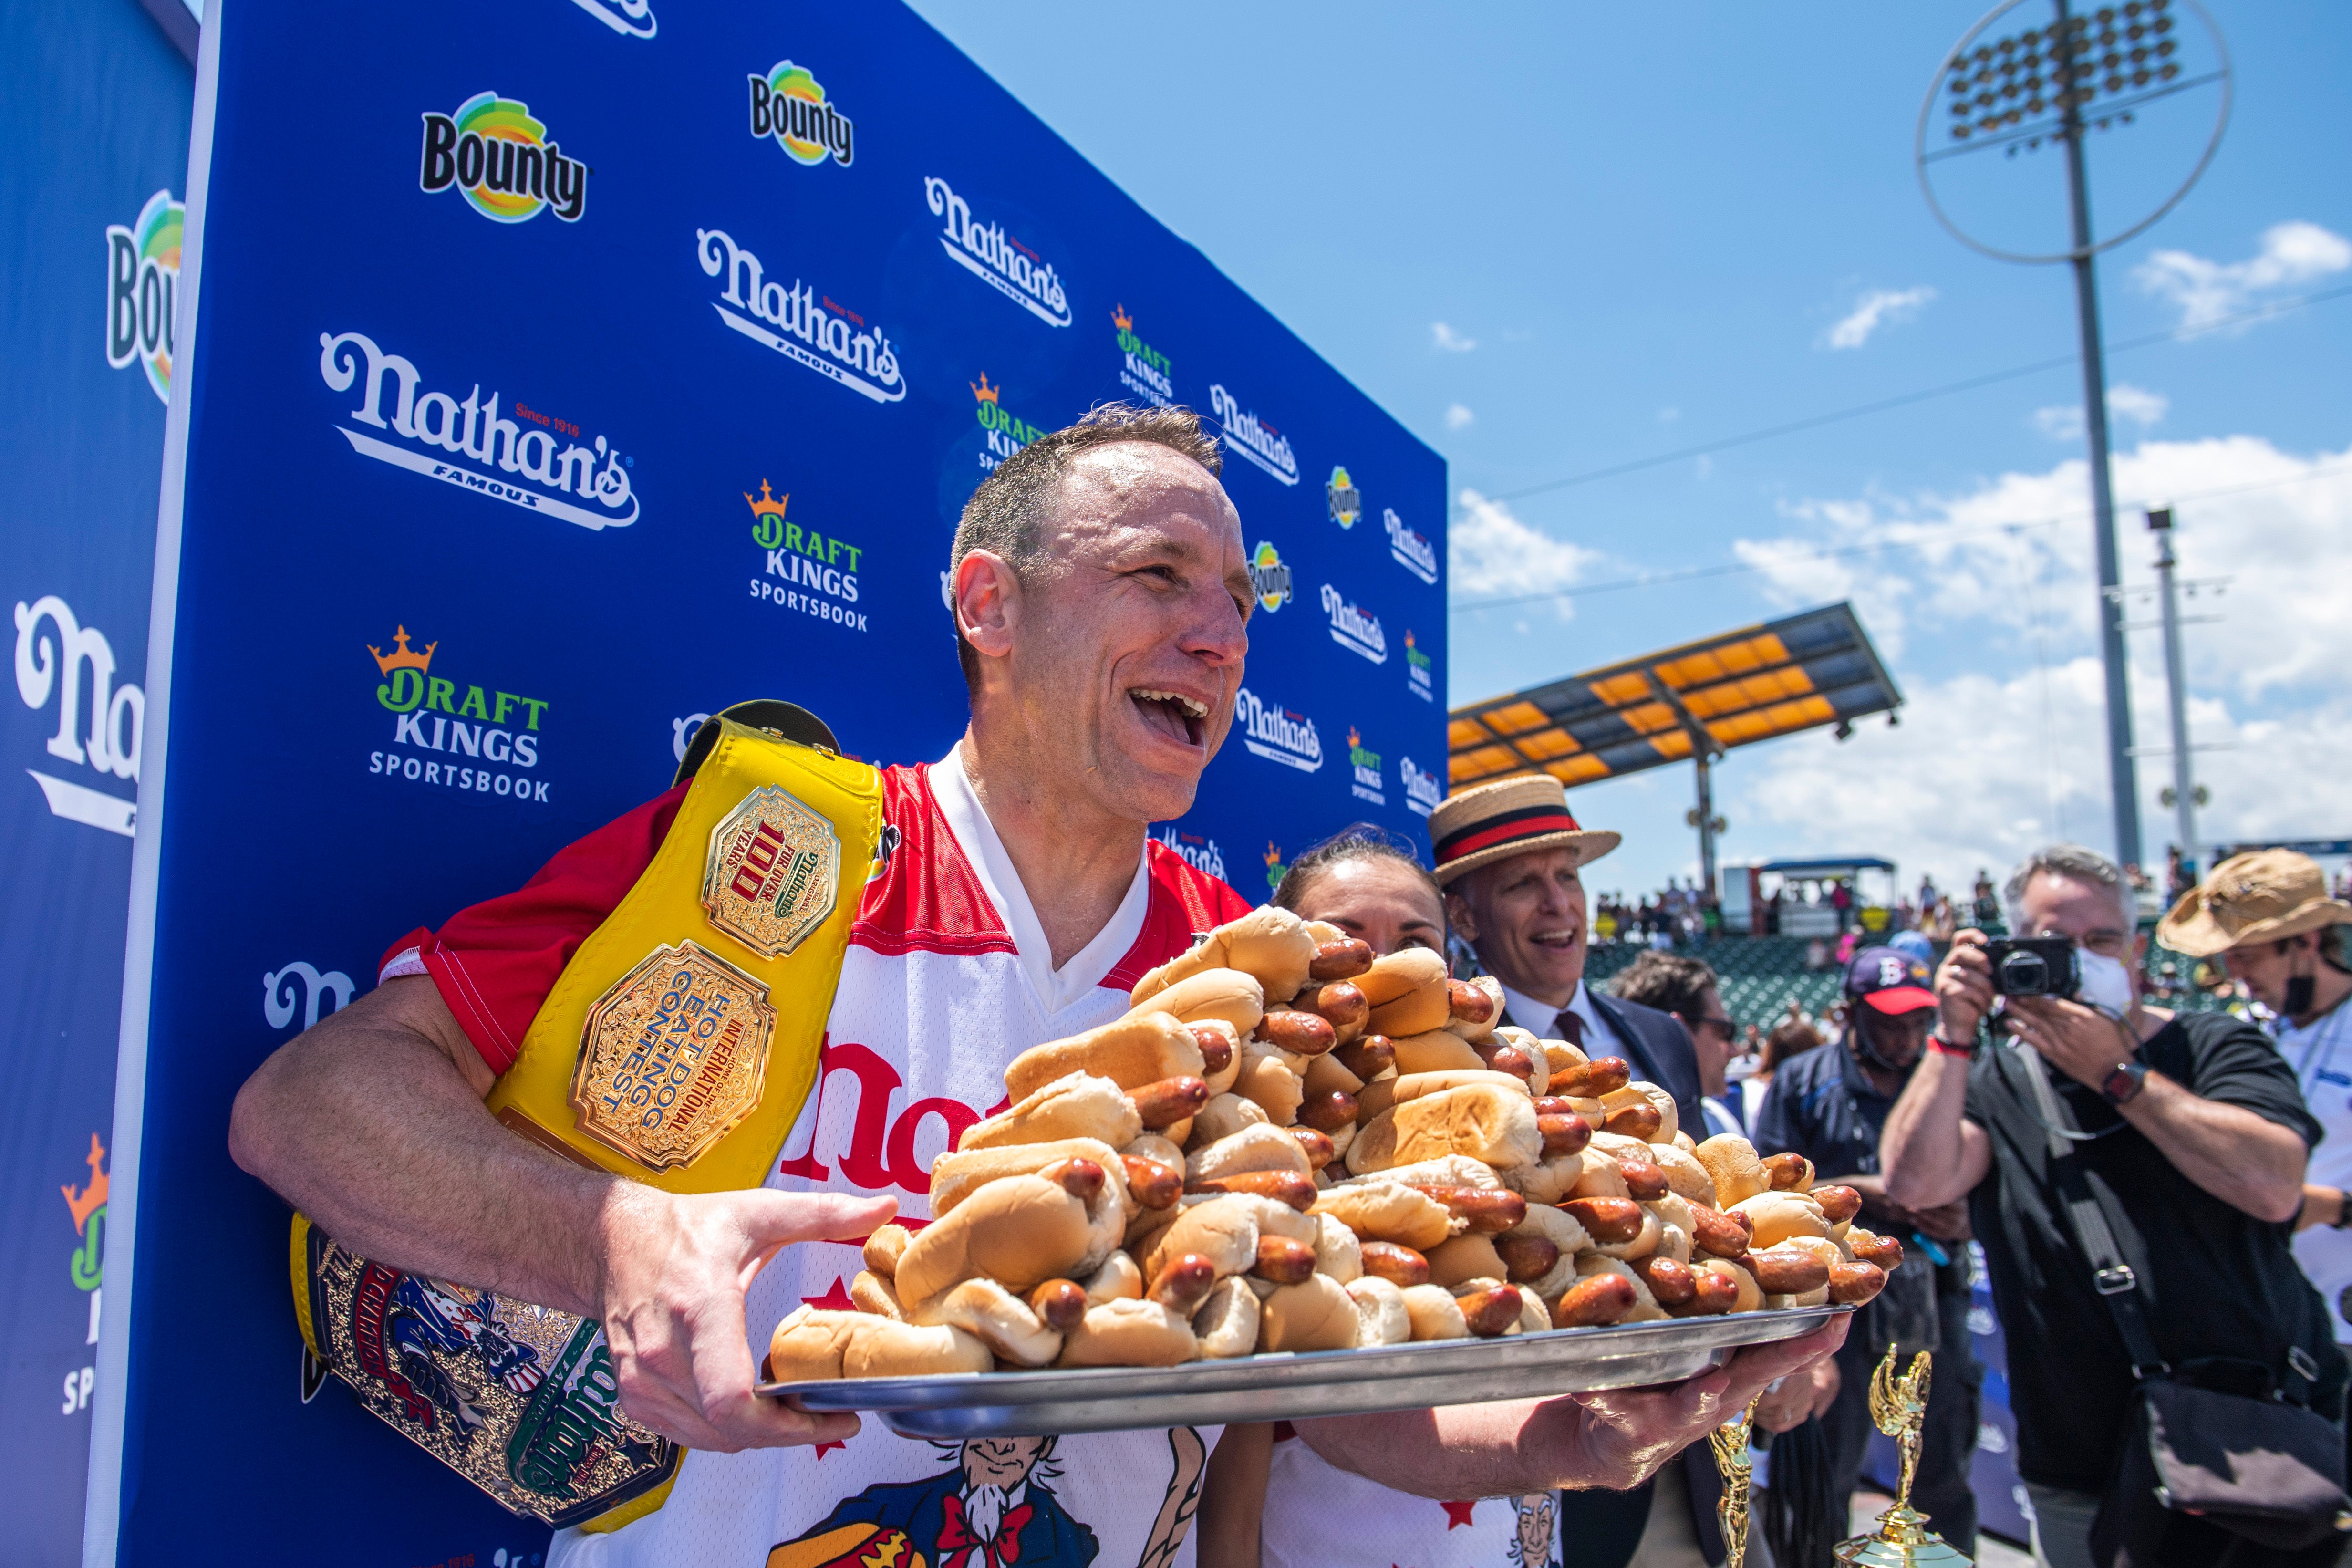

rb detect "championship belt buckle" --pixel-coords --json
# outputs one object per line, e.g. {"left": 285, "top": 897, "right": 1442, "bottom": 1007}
{"left": 570, "top": 941, "right": 779, "bottom": 1173}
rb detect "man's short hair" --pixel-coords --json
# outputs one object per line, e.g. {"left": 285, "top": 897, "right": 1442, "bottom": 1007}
{"left": 2003, "top": 843, "right": 2134, "bottom": 930}
{"left": 947, "top": 402, "right": 1223, "bottom": 688}
{"left": 1610, "top": 950, "right": 1718, "bottom": 1024}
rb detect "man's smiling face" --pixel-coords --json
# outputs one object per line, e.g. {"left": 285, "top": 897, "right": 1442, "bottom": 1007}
{"left": 1447, "top": 846, "right": 1590, "bottom": 1007}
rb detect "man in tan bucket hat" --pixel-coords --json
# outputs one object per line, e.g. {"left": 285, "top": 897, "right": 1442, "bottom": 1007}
{"left": 2162, "top": 849, "right": 2352, "bottom": 1340}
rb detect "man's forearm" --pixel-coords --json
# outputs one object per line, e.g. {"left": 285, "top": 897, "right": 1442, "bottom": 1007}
{"left": 1294, "top": 1400, "right": 1596, "bottom": 1499}
{"left": 2121, "top": 1074, "right": 2305, "bottom": 1223}
{"left": 1880, "top": 1050, "right": 1972, "bottom": 1209}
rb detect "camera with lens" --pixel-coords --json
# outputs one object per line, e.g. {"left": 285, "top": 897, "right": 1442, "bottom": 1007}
{"left": 1986, "top": 936, "right": 2079, "bottom": 999}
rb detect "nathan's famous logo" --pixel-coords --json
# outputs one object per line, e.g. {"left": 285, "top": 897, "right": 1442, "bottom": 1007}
{"left": 1247, "top": 542, "right": 1294, "bottom": 613}
{"left": 924, "top": 177, "right": 1070, "bottom": 328}
{"left": 1155, "top": 827, "right": 1227, "bottom": 882}
{"left": 60, "top": 1134, "right": 107, "bottom": 1416}
{"left": 1262, "top": 841, "right": 1287, "bottom": 895}
{"left": 319, "top": 331, "right": 637, "bottom": 530}
{"left": 1319, "top": 582, "right": 1385, "bottom": 664}
{"left": 14, "top": 593, "right": 143, "bottom": 838}
{"left": 1347, "top": 726, "right": 1385, "bottom": 806}
{"left": 697, "top": 228, "right": 904, "bottom": 405}
{"left": 566, "top": 0, "right": 655, "bottom": 38}
{"left": 745, "top": 480, "right": 867, "bottom": 633}
{"left": 419, "top": 93, "right": 589, "bottom": 224}
{"left": 749, "top": 61, "right": 854, "bottom": 166}
{"left": 1113, "top": 304, "right": 1173, "bottom": 407}
{"left": 1233, "top": 686, "right": 1321, "bottom": 772}
{"left": 1209, "top": 384, "right": 1300, "bottom": 487}
{"left": 1326, "top": 465, "right": 1362, "bottom": 530}
{"left": 1384, "top": 505, "right": 1439, "bottom": 585}
{"left": 367, "top": 625, "right": 551, "bottom": 803}
{"left": 971, "top": 372, "right": 1047, "bottom": 474}
{"left": 105, "top": 189, "right": 182, "bottom": 405}
{"left": 1400, "top": 754, "right": 1444, "bottom": 816}
{"left": 1404, "top": 626, "right": 1434, "bottom": 700}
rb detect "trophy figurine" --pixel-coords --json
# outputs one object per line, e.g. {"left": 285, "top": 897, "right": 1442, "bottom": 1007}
{"left": 1834, "top": 1345, "right": 1973, "bottom": 1568}
{"left": 1708, "top": 1396, "right": 1761, "bottom": 1568}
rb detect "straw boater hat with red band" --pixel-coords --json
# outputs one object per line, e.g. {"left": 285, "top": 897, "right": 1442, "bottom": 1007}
{"left": 1428, "top": 775, "right": 1621, "bottom": 886}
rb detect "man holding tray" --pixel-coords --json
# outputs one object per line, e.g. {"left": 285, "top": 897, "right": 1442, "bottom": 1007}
{"left": 232, "top": 404, "right": 1841, "bottom": 1568}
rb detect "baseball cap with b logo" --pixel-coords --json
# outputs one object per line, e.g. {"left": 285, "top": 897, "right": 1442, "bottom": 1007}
{"left": 1845, "top": 945, "right": 1936, "bottom": 1014}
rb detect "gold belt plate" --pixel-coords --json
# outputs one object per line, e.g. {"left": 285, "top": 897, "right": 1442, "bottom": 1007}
{"left": 570, "top": 940, "right": 777, "bottom": 1173}
{"left": 702, "top": 784, "right": 840, "bottom": 958}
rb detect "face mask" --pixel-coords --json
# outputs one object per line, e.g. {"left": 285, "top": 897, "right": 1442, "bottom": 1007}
{"left": 2286, "top": 971, "right": 2318, "bottom": 1018}
{"left": 2075, "top": 949, "right": 2136, "bottom": 1019}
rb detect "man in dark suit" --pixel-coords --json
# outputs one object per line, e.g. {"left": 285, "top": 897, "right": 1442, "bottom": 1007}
{"left": 1430, "top": 776, "right": 1721, "bottom": 1568}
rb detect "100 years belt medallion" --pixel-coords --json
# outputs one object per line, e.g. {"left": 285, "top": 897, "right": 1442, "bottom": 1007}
{"left": 569, "top": 942, "right": 778, "bottom": 1173}
{"left": 701, "top": 784, "right": 840, "bottom": 957}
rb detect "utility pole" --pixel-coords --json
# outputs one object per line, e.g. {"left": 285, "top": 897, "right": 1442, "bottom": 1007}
{"left": 1693, "top": 755, "right": 1719, "bottom": 897}
{"left": 2148, "top": 507, "right": 2199, "bottom": 875}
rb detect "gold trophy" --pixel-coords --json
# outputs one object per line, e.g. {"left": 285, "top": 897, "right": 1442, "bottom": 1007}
{"left": 1709, "top": 1396, "right": 1760, "bottom": 1568}
{"left": 1834, "top": 1345, "right": 1973, "bottom": 1568}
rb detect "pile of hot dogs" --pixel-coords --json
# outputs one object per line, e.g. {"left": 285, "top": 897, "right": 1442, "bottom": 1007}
{"left": 768, "top": 907, "right": 1897, "bottom": 1381}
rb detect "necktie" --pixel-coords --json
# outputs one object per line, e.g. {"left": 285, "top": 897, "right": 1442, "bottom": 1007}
{"left": 1552, "top": 1009, "right": 1585, "bottom": 1050}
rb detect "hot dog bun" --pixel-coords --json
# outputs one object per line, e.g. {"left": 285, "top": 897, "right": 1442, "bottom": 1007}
{"left": 1500, "top": 1153, "right": 1588, "bottom": 1206}
{"left": 1309, "top": 1180, "right": 1455, "bottom": 1250}
{"left": 1729, "top": 1191, "right": 1833, "bottom": 1249}
{"left": 1006, "top": 1011, "right": 1203, "bottom": 1100}
{"left": 1693, "top": 1135, "right": 1771, "bottom": 1207}
{"left": 959, "top": 1071, "right": 1140, "bottom": 1153}
{"left": 1387, "top": 1029, "right": 1488, "bottom": 1077}
{"left": 1452, "top": 976, "right": 1505, "bottom": 1043}
{"left": 1345, "top": 1276, "right": 1412, "bottom": 1345}
{"left": 1346, "top": 1084, "right": 1542, "bottom": 1175}
{"left": 1258, "top": 1274, "right": 1361, "bottom": 1353}
{"left": 1186, "top": 1124, "right": 1315, "bottom": 1185}
{"left": 908, "top": 1276, "right": 1064, "bottom": 1367}
{"left": 1132, "top": 906, "right": 1317, "bottom": 1008}
{"left": 1424, "top": 1234, "right": 1509, "bottom": 1289}
{"left": 1141, "top": 1193, "right": 1317, "bottom": 1281}
{"left": 1400, "top": 1283, "right": 1471, "bottom": 1341}
{"left": 928, "top": 1138, "right": 1130, "bottom": 1219}
{"left": 1056, "top": 1298, "right": 1198, "bottom": 1367}
{"left": 767, "top": 1307, "right": 993, "bottom": 1381}
{"left": 1230, "top": 1039, "right": 1306, "bottom": 1126}
{"left": 1190, "top": 1275, "right": 1262, "bottom": 1358}
{"left": 1134, "top": 968, "right": 1266, "bottom": 1039}
{"left": 894, "top": 1172, "right": 1097, "bottom": 1305}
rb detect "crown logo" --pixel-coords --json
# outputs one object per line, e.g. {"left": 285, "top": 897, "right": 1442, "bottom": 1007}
{"left": 744, "top": 479, "right": 790, "bottom": 520}
{"left": 368, "top": 625, "right": 436, "bottom": 678}
{"left": 1264, "top": 840, "right": 1283, "bottom": 869}
{"left": 1404, "top": 629, "right": 1417, "bottom": 649}
{"left": 970, "top": 372, "right": 1000, "bottom": 405}
{"left": 1112, "top": 303, "right": 1133, "bottom": 332}
{"left": 1348, "top": 726, "right": 1362, "bottom": 748}
{"left": 62, "top": 1132, "right": 108, "bottom": 1236}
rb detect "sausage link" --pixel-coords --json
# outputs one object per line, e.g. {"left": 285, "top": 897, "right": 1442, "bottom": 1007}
{"left": 1252, "top": 1235, "right": 1317, "bottom": 1285}
{"left": 1562, "top": 1197, "right": 1644, "bottom": 1245}
{"left": 1146, "top": 1253, "right": 1219, "bottom": 1313}
{"left": 1745, "top": 1246, "right": 1831, "bottom": 1295}
{"left": 1447, "top": 979, "right": 1497, "bottom": 1026}
{"left": 1686, "top": 1203, "right": 1754, "bottom": 1258}
{"left": 1285, "top": 1126, "right": 1337, "bottom": 1168}
{"left": 1829, "top": 1260, "right": 1888, "bottom": 1305}
{"left": 1301, "top": 980, "right": 1369, "bottom": 1038}
{"left": 1538, "top": 1113, "right": 1593, "bottom": 1158}
{"left": 1496, "top": 1234, "right": 1562, "bottom": 1284}
{"left": 1359, "top": 1242, "right": 1431, "bottom": 1288}
{"left": 1255, "top": 1009, "right": 1337, "bottom": 1056}
{"left": 1333, "top": 1035, "right": 1395, "bottom": 1080}
{"left": 1417, "top": 1186, "right": 1528, "bottom": 1234}
{"left": 1185, "top": 1170, "right": 1317, "bottom": 1212}
{"left": 1127, "top": 1076, "right": 1211, "bottom": 1129}
{"left": 1042, "top": 1157, "right": 1106, "bottom": 1202}
{"left": 1187, "top": 1023, "right": 1235, "bottom": 1074}
{"left": 1844, "top": 1228, "right": 1904, "bottom": 1271}
{"left": 1029, "top": 1278, "right": 1087, "bottom": 1332}
{"left": 1483, "top": 1045, "right": 1536, "bottom": 1085}
{"left": 1668, "top": 1268, "right": 1741, "bottom": 1317}
{"left": 1811, "top": 1184, "right": 1862, "bottom": 1224}
{"left": 1762, "top": 1152, "right": 1814, "bottom": 1192}
{"left": 1296, "top": 1090, "right": 1360, "bottom": 1132}
{"left": 1602, "top": 1103, "right": 1662, "bottom": 1142}
{"left": 1631, "top": 1255, "right": 1698, "bottom": 1305}
{"left": 1458, "top": 1286, "right": 1523, "bottom": 1338}
{"left": 1616, "top": 1159, "right": 1668, "bottom": 1202}
{"left": 1532, "top": 1096, "right": 1577, "bottom": 1118}
{"left": 1119, "top": 1154, "right": 1181, "bottom": 1210}
{"left": 1551, "top": 1272, "right": 1638, "bottom": 1329}
{"left": 1309, "top": 937, "right": 1375, "bottom": 982}
{"left": 1583, "top": 1058, "right": 1633, "bottom": 1096}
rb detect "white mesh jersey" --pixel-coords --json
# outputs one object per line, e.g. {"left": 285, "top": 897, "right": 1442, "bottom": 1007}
{"left": 552, "top": 752, "right": 1252, "bottom": 1568}
{"left": 1262, "top": 1431, "right": 1562, "bottom": 1568}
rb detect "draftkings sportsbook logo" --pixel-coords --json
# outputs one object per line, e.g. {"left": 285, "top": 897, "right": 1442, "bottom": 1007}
{"left": 1319, "top": 583, "right": 1385, "bottom": 664}
{"left": 1400, "top": 754, "right": 1444, "bottom": 816}
{"left": 697, "top": 228, "right": 904, "bottom": 405}
{"left": 745, "top": 480, "right": 866, "bottom": 633}
{"left": 1404, "top": 627, "right": 1434, "bottom": 700}
{"left": 1234, "top": 687, "right": 1321, "bottom": 773}
{"left": 1209, "top": 384, "right": 1299, "bottom": 487}
{"left": 1347, "top": 726, "right": 1385, "bottom": 806}
{"left": 1248, "top": 543, "right": 1293, "bottom": 613}
{"left": 105, "top": 189, "right": 182, "bottom": 405}
{"left": 972, "top": 373, "right": 1046, "bottom": 474}
{"left": 924, "top": 177, "right": 1070, "bottom": 328}
{"left": 367, "top": 625, "right": 551, "bottom": 803}
{"left": 418, "top": 93, "right": 589, "bottom": 223}
{"left": 1113, "top": 304, "right": 1173, "bottom": 407}
{"left": 749, "top": 61, "right": 854, "bottom": 166}
{"left": 1326, "top": 465, "right": 1362, "bottom": 530}
{"left": 1384, "top": 506, "right": 1439, "bottom": 585}
{"left": 1154, "top": 828, "right": 1227, "bottom": 882}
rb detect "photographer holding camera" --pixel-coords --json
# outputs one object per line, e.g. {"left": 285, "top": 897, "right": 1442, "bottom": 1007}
{"left": 1880, "top": 845, "right": 2342, "bottom": 1568}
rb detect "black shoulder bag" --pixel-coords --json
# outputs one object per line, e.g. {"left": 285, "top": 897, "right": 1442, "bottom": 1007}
{"left": 2003, "top": 1039, "right": 2352, "bottom": 1565}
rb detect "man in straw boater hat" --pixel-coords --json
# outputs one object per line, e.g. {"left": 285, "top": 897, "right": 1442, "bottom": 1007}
{"left": 2160, "top": 849, "right": 2352, "bottom": 1347}
{"left": 1429, "top": 775, "right": 1724, "bottom": 1568}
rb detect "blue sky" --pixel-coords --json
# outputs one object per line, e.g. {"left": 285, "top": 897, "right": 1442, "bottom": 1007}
{"left": 907, "top": 0, "right": 2352, "bottom": 904}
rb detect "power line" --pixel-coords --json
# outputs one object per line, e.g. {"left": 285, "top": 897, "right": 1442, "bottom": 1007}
{"left": 1475, "top": 282, "right": 2352, "bottom": 506}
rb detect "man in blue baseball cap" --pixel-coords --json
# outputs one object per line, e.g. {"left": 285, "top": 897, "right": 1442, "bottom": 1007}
{"left": 1751, "top": 947, "right": 1982, "bottom": 1557}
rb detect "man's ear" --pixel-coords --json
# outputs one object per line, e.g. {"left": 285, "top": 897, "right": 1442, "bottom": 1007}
{"left": 954, "top": 550, "right": 1021, "bottom": 664}
{"left": 1444, "top": 890, "right": 1478, "bottom": 945}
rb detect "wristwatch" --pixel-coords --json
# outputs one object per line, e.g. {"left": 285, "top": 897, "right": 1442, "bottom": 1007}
{"left": 2100, "top": 1059, "right": 2149, "bottom": 1105}
{"left": 1928, "top": 1028, "right": 1977, "bottom": 1059}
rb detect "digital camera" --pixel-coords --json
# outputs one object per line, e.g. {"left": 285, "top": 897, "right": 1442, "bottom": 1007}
{"left": 1986, "top": 936, "right": 2079, "bottom": 999}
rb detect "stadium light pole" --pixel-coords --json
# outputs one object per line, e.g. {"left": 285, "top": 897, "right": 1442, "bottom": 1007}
{"left": 2146, "top": 507, "right": 2202, "bottom": 876}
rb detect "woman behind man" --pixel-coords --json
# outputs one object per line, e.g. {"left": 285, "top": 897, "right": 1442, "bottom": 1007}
{"left": 1196, "top": 826, "right": 1565, "bottom": 1568}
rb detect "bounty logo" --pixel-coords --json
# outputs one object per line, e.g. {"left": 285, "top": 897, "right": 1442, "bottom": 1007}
{"left": 366, "top": 624, "right": 552, "bottom": 803}
{"left": 749, "top": 62, "right": 854, "bottom": 167}
{"left": 1400, "top": 754, "right": 1444, "bottom": 817}
{"left": 1209, "top": 384, "right": 1299, "bottom": 487}
{"left": 746, "top": 480, "right": 867, "bottom": 633}
{"left": 1384, "top": 506, "right": 1439, "bottom": 585}
{"left": 1347, "top": 726, "right": 1385, "bottom": 806}
{"left": 924, "top": 177, "right": 1070, "bottom": 328}
{"left": 1404, "top": 627, "right": 1434, "bottom": 700}
{"left": 1319, "top": 583, "right": 1385, "bottom": 664}
{"left": 1326, "top": 465, "right": 1362, "bottom": 530}
{"left": 1154, "top": 828, "right": 1227, "bottom": 883}
{"left": 319, "top": 330, "right": 638, "bottom": 530}
{"left": 1233, "top": 687, "right": 1321, "bottom": 773}
{"left": 698, "top": 228, "right": 904, "bottom": 404}
{"left": 1248, "top": 542, "right": 1294, "bottom": 614}
{"left": 418, "top": 93, "right": 589, "bottom": 224}
{"left": 1113, "top": 305, "right": 1173, "bottom": 407}
{"left": 972, "top": 373, "right": 1046, "bottom": 474}
{"left": 566, "top": 0, "right": 655, "bottom": 38}
{"left": 105, "top": 189, "right": 182, "bottom": 405}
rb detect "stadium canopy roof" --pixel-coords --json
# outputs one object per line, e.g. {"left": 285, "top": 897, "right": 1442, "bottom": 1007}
{"left": 1447, "top": 602, "right": 1902, "bottom": 790}
{"left": 1751, "top": 857, "right": 1897, "bottom": 876}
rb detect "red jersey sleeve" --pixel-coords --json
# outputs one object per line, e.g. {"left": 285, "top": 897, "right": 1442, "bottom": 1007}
{"left": 377, "top": 782, "right": 691, "bottom": 1074}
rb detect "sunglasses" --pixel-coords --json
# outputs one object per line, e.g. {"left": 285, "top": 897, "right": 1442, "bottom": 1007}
{"left": 1693, "top": 1014, "right": 1739, "bottom": 1040}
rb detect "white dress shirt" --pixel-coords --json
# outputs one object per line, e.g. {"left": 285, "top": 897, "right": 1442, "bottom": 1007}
{"left": 1496, "top": 976, "right": 1628, "bottom": 1060}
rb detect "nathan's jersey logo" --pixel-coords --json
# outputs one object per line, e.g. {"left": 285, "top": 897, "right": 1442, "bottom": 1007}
{"left": 1347, "top": 726, "right": 1385, "bottom": 805}
{"left": 1385, "top": 506, "right": 1439, "bottom": 585}
{"left": 1113, "top": 304, "right": 1173, "bottom": 407}
{"left": 1404, "top": 627, "right": 1434, "bottom": 701}
{"left": 321, "top": 331, "right": 636, "bottom": 530}
{"left": 1248, "top": 542, "right": 1294, "bottom": 613}
{"left": 1319, "top": 583, "right": 1385, "bottom": 663}
{"left": 1155, "top": 828, "right": 1227, "bottom": 882}
{"left": 1234, "top": 687, "right": 1321, "bottom": 773}
{"left": 567, "top": 0, "right": 654, "bottom": 38}
{"left": 1210, "top": 384, "right": 1300, "bottom": 487}
{"left": 924, "top": 177, "right": 1070, "bottom": 327}
{"left": 971, "top": 373, "right": 1046, "bottom": 473}
{"left": 1326, "top": 465, "right": 1362, "bottom": 530}
{"left": 366, "top": 624, "right": 553, "bottom": 804}
{"left": 419, "top": 93, "right": 589, "bottom": 224}
{"left": 745, "top": 480, "right": 867, "bottom": 633}
{"left": 105, "top": 189, "right": 182, "bottom": 405}
{"left": 750, "top": 62, "right": 853, "bottom": 167}
{"left": 698, "top": 228, "right": 904, "bottom": 405}
{"left": 1400, "top": 754, "right": 1444, "bottom": 816}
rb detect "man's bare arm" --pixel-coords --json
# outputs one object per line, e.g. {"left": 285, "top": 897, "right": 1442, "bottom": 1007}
{"left": 1883, "top": 935, "right": 1996, "bottom": 1211}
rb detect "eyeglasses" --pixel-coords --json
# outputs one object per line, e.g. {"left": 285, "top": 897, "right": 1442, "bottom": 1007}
{"left": 2031, "top": 926, "right": 2133, "bottom": 958}
{"left": 1694, "top": 1015, "right": 1739, "bottom": 1040}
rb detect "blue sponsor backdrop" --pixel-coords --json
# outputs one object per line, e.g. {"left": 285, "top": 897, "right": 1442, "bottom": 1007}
{"left": 0, "top": 1, "right": 189, "bottom": 1563}
{"left": 89, "top": 0, "right": 1445, "bottom": 1562}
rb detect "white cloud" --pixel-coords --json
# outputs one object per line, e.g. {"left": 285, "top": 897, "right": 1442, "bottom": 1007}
{"left": 2136, "top": 221, "right": 2352, "bottom": 331}
{"left": 1451, "top": 488, "right": 1603, "bottom": 604}
{"left": 1431, "top": 321, "right": 1478, "bottom": 353}
{"left": 2031, "top": 382, "right": 2169, "bottom": 441}
{"left": 1823, "top": 285, "right": 1937, "bottom": 350}
{"left": 1445, "top": 403, "right": 1475, "bottom": 430}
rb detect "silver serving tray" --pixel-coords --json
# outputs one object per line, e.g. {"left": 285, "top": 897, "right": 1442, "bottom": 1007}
{"left": 757, "top": 1305, "right": 1847, "bottom": 1438}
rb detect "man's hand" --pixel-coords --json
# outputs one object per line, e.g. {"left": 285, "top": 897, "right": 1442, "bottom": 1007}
{"left": 2299, "top": 1185, "right": 2347, "bottom": 1233}
{"left": 2006, "top": 995, "right": 2136, "bottom": 1090}
{"left": 1935, "top": 932, "right": 1994, "bottom": 1042}
{"left": 1753, "top": 1357, "right": 1842, "bottom": 1434}
{"left": 1560, "top": 1316, "right": 1852, "bottom": 1489}
{"left": 598, "top": 1184, "right": 897, "bottom": 1452}
{"left": 1840, "top": 1174, "right": 1970, "bottom": 1244}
